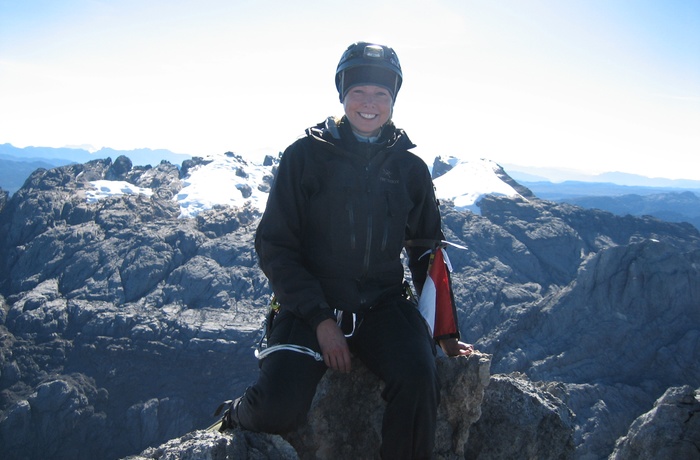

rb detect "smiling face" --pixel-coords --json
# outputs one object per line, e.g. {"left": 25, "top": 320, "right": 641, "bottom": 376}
{"left": 342, "top": 85, "right": 393, "bottom": 138}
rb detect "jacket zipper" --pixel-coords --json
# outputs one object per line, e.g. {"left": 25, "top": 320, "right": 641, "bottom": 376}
{"left": 363, "top": 165, "right": 373, "bottom": 274}
{"left": 346, "top": 201, "right": 356, "bottom": 250}
{"left": 381, "top": 192, "right": 390, "bottom": 251}
{"left": 363, "top": 214, "right": 373, "bottom": 272}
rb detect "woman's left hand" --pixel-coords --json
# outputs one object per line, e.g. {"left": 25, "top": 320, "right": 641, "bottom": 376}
{"left": 439, "top": 338, "right": 475, "bottom": 357}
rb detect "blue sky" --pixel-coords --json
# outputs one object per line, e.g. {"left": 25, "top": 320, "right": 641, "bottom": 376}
{"left": 1, "top": 0, "right": 699, "bottom": 180}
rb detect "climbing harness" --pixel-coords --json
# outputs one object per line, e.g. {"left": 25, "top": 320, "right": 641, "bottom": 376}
{"left": 336, "top": 309, "right": 361, "bottom": 338}
{"left": 253, "top": 295, "right": 367, "bottom": 362}
{"left": 254, "top": 295, "right": 323, "bottom": 362}
{"left": 254, "top": 343, "right": 323, "bottom": 361}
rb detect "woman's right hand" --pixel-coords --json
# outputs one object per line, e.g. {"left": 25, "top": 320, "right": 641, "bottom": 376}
{"left": 316, "top": 319, "right": 352, "bottom": 373}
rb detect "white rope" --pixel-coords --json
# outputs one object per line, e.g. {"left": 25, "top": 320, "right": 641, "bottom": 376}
{"left": 255, "top": 344, "right": 323, "bottom": 361}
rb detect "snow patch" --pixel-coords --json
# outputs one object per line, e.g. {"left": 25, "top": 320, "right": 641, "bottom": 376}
{"left": 87, "top": 180, "right": 153, "bottom": 203}
{"left": 175, "top": 154, "right": 271, "bottom": 218}
{"left": 85, "top": 153, "right": 523, "bottom": 218}
{"left": 433, "top": 158, "right": 524, "bottom": 214}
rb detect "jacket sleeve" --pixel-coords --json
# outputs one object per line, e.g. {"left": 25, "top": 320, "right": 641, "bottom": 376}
{"left": 405, "top": 161, "right": 444, "bottom": 294}
{"left": 404, "top": 160, "right": 461, "bottom": 340}
{"left": 254, "top": 141, "right": 335, "bottom": 331}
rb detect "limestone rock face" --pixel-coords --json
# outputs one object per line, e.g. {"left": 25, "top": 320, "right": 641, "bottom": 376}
{"left": 446, "top": 196, "right": 700, "bottom": 458}
{"left": 126, "top": 353, "right": 494, "bottom": 459}
{"left": 285, "top": 353, "right": 491, "bottom": 459}
{"left": 125, "top": 354, "right": 581, "bottom": 460}
{"left": 125, "top": 429, "right": 299, "bottom": 460}
{"left": 465, "top": 373, "right": 575, "bottom": 460}
{"left": 609, "top": 385, "right": 700, "bottom": 460}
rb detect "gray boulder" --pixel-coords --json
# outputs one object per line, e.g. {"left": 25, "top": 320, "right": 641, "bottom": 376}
{"left": 125, "top": 429, "right": 299, "bottom": 460}
{"left": 124, "top": 354, "right": 584, "bottom": 460}
{"left": 466, "top": 373, "right": 575, "bottom": 460}
{"left": 285, "top": 353, "right": 491, "bottom": 459}
{"left": 610, "top": 385, "right": 700, "bottom": 460}
{"left": 127, "top": 353, "right": 494, "bottom": 459}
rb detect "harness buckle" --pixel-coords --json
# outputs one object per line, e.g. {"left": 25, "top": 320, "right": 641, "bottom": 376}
{"left": 336, "top": 310, "right": 359, "bottom": 337}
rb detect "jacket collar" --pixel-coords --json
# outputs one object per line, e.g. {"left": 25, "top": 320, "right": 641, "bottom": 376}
{"left": 306, "top": 116, "right": 416, "bottom": 152}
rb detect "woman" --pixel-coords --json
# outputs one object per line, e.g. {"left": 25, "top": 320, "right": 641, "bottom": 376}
{"left": 226, "top": 41, "right": 473, "bottom": 459}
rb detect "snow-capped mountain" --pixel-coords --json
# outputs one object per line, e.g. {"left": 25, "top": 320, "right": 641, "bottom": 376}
{"left": 175, "top": 153, "right": 272, "bottom": 218}
{"left": 84, "top": 153, "right": 527, "bottom": 217}
{"left": 432, "top": 156, "right": 528, "bottom": 213}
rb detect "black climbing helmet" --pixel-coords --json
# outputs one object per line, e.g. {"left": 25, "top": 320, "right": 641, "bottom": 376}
{"left": 335, "top": 42, "right": 403, "bottom": 102}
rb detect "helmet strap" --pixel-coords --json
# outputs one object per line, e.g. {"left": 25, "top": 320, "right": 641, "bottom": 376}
{"left": 339, "top": 71, "right": 346, "bottom": 102}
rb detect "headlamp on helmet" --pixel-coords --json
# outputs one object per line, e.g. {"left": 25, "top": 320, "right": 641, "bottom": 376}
{"left": 363, "top": 45, "right": 384, "bottom": 59}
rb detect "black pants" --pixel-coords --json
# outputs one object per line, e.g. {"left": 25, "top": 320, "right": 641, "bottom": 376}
{"left": 236, "top": 297, "right": 439, "bottom": 460}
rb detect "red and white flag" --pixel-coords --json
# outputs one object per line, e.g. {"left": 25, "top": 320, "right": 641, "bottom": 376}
{"left": 418, "top": 245, "right": 459, "bottom": 339}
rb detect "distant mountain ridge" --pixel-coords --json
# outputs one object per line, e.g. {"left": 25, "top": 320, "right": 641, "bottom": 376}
{"left": 520, "top": 180, "right": 700, "bottom": 199}
{"left": 431, "top": 157, "right": 700, "bottom": 231}
{"left": 0, "top": 143, "right": 191, "bottom": 165}
{"left": 505, "top": 164, "right": 700, "bottom": 189}
{"left": 519, "top": 180, "right": 700, "bottom": 231}
{"left": 595, "top": 171, "right": 700, "bottom": 189}
{"left": 2, "top": 144, "right": 700, "bottom": 235}
{"left": 0, "top": 143, "right": 191, "bottom": 194}
{"left": 84, "top": 153, "right": 528, "bottom": 219}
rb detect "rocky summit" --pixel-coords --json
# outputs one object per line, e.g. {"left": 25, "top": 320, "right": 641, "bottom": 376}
{"left": 1, "top": 155, "right": 699, "bottom": 459}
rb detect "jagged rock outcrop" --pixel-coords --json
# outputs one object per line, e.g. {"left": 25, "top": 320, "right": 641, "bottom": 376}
{"left": 0, "top": 158, "right": 267, "bottom": 460}
{"left": 442, "top": 196, "right": 700, "bottom": 458}
{"left": 432, "top": 156, "right": 454, "bottom": 180}
{"left": 1, "top": 158, "right": 700, "bottom": 459}
{"left": 285, "top": 353, "right": 491, "bottom": 459}
{"left": 609, "top": 385, "right": 700, "bottom": 460}
{"left": 127, "top": 429, "right": 300, "bottom": 460}
{"left": 0, "top": 188, "right": 8, "bottom": 213}
{"left": 124, "top": 353, "right": 491, "bottom": 459}
{"left": 125, "top": 356, "right": 582, "bottom": 460}
{"left": 466, "top": 373, "right": 575, "bottom": 459}
{"left": 431, "top": 156, "right": 536, "bottom": 200}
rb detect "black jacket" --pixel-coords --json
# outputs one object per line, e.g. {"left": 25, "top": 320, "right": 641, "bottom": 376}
{"left": 255, "top": 116, "right": 444, "bottom": 330}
